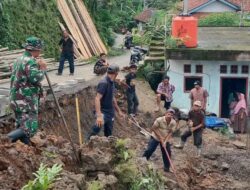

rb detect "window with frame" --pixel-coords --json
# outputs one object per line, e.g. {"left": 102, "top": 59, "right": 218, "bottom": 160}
{"left": 242, "top": 65, "right": 249, "bottom": 74}
{"left": 220, "top": 65, "right": 227, "bottom": 74}
{"left": 196, "top": 65, "right": 203, "bottom": 73}
{"left": 184, "top": 77, "right": 202, "bottom": 92}
{"left": 230, "top": 65, "right": 238, "bottom": 74}
{"left": 184, "top": 64, "right": 191, "bottom": 73}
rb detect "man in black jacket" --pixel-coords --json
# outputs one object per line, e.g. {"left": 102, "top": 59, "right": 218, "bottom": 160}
{"left": 57, "top": 30, "right": 74, "bottom": 76}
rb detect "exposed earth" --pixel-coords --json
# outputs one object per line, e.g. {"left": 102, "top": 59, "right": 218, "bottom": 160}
{"left": 0, "top": 77, "right": 249, "bottom": 190}
{"left": 0, "top": 35, "right": 249, "bottom": 190}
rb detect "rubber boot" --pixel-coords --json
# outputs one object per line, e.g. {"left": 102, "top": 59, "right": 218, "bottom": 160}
{"left": 174, "top": 141, "right": 185, "bottom": 149}
{"left": 7, "top": 128, "right": 30, "bottom": 144}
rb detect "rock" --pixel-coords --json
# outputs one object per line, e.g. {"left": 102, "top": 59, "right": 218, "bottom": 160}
{"left": 52, "top": 171, "right": 86, "bottom": 190}
{"left": 233, "top": 141, "right": 246, "bottom": 149}
{"left": 88, "top": 136, "right": 116, "bottom": 149}
{"left": 97, "top": 173, "right": 118, "bottom": 188}
{"left": 81, "top": 148, "right": 113, "bottom": 173}
{"left": 30, "top": 132, "right": 47, "bottom": 147}
{"left": 221, "top": 162, "right": 230, "bottom": 171}
{"left": 203, "top": 153, "right": 220, "bottom": 160}
{"left": 7, "top": 148, "right": 18, "bottom": 156}
{"left": 80, "top": 136, "right": 115, "bottom": 174}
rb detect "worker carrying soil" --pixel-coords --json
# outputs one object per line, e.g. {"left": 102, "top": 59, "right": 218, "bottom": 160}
{"left": 175, "top": 100, "right": 205, "bottom": 157}
{"left": 93, "top": 53, "right": 109, "bottom": 75}
{"left": 88, "top": 64, "right": 125, "bottom": 138}
{"left": 143, "top": 109, "right": 177, "bottom": 172}
{"left": 123, "top": 64, "right": 139, "bottom": 117}
{"left": 8, "top": 37, "right": 47, "bottom": 144}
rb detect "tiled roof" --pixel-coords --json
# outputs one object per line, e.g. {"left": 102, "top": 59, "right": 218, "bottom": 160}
{"left": 134, "top": 9, "right": 155, "bottom": 23}
{"left": 188, "top": 0, "right": 250, "bottom": 12}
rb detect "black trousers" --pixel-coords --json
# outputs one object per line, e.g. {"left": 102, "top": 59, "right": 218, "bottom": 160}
{"left": 143, "top": 137, "right": 171, "bottom": 170}
{"left": 181, "top": 129, "right": 203, "bottom": 148}
{"left": 127, "top": 91, "right": 139, "bottom": 114}
{"left": 58, "top": 53, "right": 74, "bottom": 74}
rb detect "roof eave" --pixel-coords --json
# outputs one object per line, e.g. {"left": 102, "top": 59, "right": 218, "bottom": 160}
{"left": 188, "top": 0, "right": 241, "bottom": 14}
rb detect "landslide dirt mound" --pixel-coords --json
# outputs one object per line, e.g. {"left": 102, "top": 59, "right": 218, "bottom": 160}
{"left": 1, "top": 81, "right": 250, "bottom": 190}
{"left": 0, "top": 133, "right": 78, "bottom": 190}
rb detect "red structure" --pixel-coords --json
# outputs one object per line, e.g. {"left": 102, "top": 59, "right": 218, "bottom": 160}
{"left": 172, "top": 16, "right": 198, "bottom": 48}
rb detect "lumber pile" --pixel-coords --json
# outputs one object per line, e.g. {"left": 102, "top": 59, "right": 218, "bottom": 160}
{"left": 57, "top": 0, "right": 107, "bottom": 60}
{"left": 0, "top": 47, "right": 24, "bottom": 80}
{"left": 0, "top": 46, "right": 86, "bottom": 82}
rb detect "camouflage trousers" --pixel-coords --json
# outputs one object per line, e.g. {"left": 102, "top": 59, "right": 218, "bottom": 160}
{"left": 10, "top": 98, "right": 39, "bottom": 137}
{"left": 14, "top": 110, "right": 38, "bottom": 137}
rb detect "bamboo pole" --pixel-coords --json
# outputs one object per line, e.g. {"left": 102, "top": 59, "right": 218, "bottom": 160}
{"left": 75, "top": 94, "right": 83, "bottom": 145}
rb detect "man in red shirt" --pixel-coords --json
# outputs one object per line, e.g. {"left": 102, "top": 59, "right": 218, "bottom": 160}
{"left": 189, "top": 81, "right": 209, "bottom": 111}
{"left": 155, "top": 76, "right": 175, "bottom": 112}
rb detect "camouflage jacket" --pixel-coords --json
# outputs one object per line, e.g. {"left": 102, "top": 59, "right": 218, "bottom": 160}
{"left": 10, "top": 51, "right": 45, "bottom": 112}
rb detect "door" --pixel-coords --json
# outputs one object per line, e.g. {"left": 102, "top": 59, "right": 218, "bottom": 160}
{"left": 220, "top": 78, "right": 248, "bottom": 118}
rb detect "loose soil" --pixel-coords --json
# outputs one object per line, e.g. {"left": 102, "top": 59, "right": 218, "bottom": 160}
{"left": 0, "top": 77, "right": 249, "bottom": 189}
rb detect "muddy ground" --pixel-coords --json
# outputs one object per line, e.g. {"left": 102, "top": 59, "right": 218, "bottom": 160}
{"left": 0, "top": 77, "right": 250, "bottom": 190}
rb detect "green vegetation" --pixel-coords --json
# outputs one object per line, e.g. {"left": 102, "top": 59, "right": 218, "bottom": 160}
{"left": 199, "top": 12, "right": 250, "bottom": 27}
{"left": 22, "top": 163, "right": 63, "bottom": 190}
{"left": 113, "top": 138, "right": 165, "bottom": 189}
{"left": 87, "top": 181, "right": 104, "bottom": 190}
{"left": 0, "top": 0, "right": 62, "bottom": 58}
{"left": 85, "top": 0, "right": 142, "bottom": 46}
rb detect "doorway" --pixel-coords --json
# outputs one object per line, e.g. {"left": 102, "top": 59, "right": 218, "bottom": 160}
{"left": 220, "top": 77, "right": 248, "bottom": 118}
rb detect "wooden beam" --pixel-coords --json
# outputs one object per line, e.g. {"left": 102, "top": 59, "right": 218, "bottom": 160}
{"left": 74, "top": 0, "right": 107, "bottom": 54}
{"left": 68, "top": 0, "right": 98, "bottom": 55}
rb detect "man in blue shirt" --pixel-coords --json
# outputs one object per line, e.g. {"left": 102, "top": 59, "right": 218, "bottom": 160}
{"left": 89, "top": 64, "right": 124, "bottom": 138}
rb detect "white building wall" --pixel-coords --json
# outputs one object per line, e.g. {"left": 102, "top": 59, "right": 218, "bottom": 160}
{"left": 168, "top": 60, "right": 250, "bottom": 116}
{"left": 198, "top": 1, "right": 236, "bottom": 12}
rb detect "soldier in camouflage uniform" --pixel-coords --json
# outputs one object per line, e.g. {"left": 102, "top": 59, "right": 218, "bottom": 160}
{"left": 8, "top": 36, "right": 47, "bottom": 144}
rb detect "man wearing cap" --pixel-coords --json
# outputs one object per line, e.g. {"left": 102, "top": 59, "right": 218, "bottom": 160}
{"left": 8, "top": 36, "right": 47, "bottom": 144}
{"left": 124, "top": 64, "right": 139, "bottom": 117}
{"left": 89, "top": 64, "right": 125, "bottom": 138}
{"left": 190, "top": 81, "right": 209, "bottom": 111}
{"left": 155, "top": 76, "right": 175, "bottom": 112}
{"left": 143, "top": 109, "right": 177, "bottom": 172}
{"left": 175, "top": 100, "right": 205, "bottom": 156}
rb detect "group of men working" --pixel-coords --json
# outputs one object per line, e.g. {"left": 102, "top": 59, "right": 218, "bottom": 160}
{"left": 8, "top": 34, "right": 209, "bottom": 173}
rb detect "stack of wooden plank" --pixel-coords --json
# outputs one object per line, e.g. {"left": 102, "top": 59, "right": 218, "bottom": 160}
{"left": 0, "top": 46, "right": 57, "bottom": 81}
{"left": 57, "top": 0, "right": 107, "bottom": 60}
{"left": 0, "top": 47, "right": 24, "bottom": 79}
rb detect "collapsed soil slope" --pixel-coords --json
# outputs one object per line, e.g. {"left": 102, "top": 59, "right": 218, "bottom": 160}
{"left": 0, "top": 79, "right": 249, "bottom": 189}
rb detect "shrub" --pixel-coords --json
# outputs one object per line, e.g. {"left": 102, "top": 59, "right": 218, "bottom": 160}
{"left": 87, "top": 181, "right": 104, "bottom": 190}
{"left": 22, "top": 163, "right": 63, "bottom": 190}
{"left": 199, "top": 13, "right": 240, "bottom": 27}
{"left": 0, "top": 0, "right": 62, "bottom": 59}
